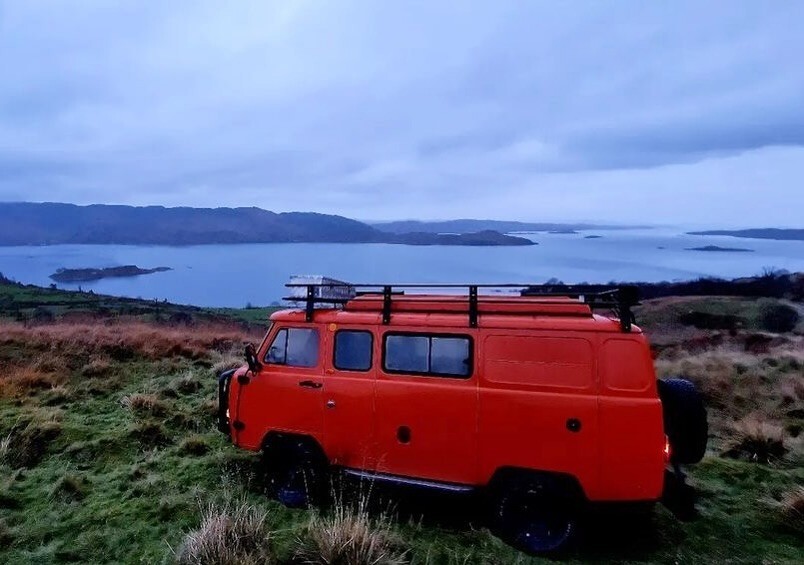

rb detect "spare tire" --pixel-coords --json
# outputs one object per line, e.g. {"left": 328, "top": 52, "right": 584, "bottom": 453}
{"left": 657, "top": 378, "right": 708, "bottom": 464}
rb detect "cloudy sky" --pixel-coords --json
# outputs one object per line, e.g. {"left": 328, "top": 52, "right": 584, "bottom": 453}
{"left": 1, "top": 1, "right": 802, "bottom": 226}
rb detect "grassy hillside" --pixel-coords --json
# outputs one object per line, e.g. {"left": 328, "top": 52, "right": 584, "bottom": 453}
{"left": 0, "top": 282, "right": 803, "bottom": 563}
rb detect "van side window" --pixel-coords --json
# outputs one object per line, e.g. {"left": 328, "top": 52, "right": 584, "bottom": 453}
{"left": 265, "top": 328, "right": 319, "bottom": 368}
{"left": 334, "top": 330, "right": 373, "bottom": 371}
{"left": 383, "top": 333, "right": 471, "bottom": 378}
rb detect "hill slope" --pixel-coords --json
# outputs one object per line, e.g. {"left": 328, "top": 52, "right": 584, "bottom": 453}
{"left": 0, "top": 203, "right": 534, "bottom": 246}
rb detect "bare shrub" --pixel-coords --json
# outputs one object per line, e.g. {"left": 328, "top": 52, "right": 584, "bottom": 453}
{"left": 724, "top": 416, "right": 787, "bottom": 463}
{"left": 120, "top": 393, "right": 167, "bottom": 416}
{"left": 295, "top": 496, "right": 407, "bottom": 565}
{"left": 174, "top": 500, "right": 276, "bottom": 565}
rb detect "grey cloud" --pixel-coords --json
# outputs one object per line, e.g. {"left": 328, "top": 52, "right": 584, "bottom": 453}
{"left": 0, "top": 1, "right": 802, "bottom": 224}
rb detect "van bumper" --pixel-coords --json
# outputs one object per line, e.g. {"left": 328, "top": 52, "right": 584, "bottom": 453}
{"left": 217, "top": 369, "right": 236, "bottom": 435}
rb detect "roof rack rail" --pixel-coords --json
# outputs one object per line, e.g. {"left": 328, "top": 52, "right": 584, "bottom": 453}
{"left": 284, "top": 281, "right": 639, "bottom": 332}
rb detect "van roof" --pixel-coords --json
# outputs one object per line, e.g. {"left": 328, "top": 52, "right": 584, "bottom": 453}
{"left": 281, "top": 281, "right": 639, "bottom": 333}
{"left": 269, "top": 293, "right": 640, "bottom": 333}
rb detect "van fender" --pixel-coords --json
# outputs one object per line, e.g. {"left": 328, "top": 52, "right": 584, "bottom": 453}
{"left": 261, "top": 431, "right": 328, "bottom": 465}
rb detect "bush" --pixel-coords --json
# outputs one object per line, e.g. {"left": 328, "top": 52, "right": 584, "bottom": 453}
{"left": 295, "top": 497, "right": 407, "bottom": 565}
{"left": 757, "top": 299, "right": 800, "bottom": 333}
{"left": 174, "top": 500, "right": 276, "bottom": 565}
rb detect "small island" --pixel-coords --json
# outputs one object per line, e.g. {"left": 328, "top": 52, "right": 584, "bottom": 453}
{"left": 687, "top": 228, "right": 804, "bottom": 241}
{"left": 548, "top": 229, "right": 579, "bottom": 235}
{"left": 50, "top": 265, "right": 172, "bottom": 283}
{"left": 391, "top": 230, "right": 536, "bottom": 246}
{"left": 685, "top": 245, "right": 754, "bottom": 253}
{"left": 584, "top": 235, "right": 603, "bottom": 239}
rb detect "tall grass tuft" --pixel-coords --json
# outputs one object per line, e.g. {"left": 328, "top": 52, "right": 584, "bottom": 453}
{"left": 174, "top": 499, "right": 276, "bottom": 565}
{"left": 725, "top": 416, "right": 787, "bottom": 463}
{"left": 778, "top": 486, "right": 804, "bottom": 529}
{"left": 295, "top": 494, "right": 408, "bottom": 565}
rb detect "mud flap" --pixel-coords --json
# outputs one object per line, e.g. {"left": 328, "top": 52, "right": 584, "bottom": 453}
{"left": 661, "top": 469, "right": 698, "bottom": 521}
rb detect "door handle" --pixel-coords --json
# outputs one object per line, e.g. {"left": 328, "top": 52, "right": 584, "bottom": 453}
{"left": 298, "top": 380, "right": 323, "bottom": 389}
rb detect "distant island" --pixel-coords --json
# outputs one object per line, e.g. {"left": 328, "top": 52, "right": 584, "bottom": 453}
{"left": 548, "top": 229, "right": 579, "bottom": 235}
{"left": 685, "top": 245, "right": 754, "bottom": 253}
{"left": 584, "top": 235, "right": 603, "bottom": 239}
{"left": 375, "top": 219, "right": 642, "bottom": 234}
{"left": 389, "top": 230, "right": 535, "bottom": 246}
{"left": 50, "top": 265, "right": 172, "bottom": 283}
{"left": 0, "top": 202, "right": 533, "bottom": 247}
{"left": 687, "top": 228, "right": 804, "bottom": 241}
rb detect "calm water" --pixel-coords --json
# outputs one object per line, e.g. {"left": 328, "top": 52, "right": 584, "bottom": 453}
{"left": 1, "top": 228, "right": 802, "bottom": 307}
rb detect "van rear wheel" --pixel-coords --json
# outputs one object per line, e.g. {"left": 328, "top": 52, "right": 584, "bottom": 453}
{"left": 657, "top": 378, "right": 708, "bottom": 465}
{"left": 491, "top": 476, "right": 577, "bottom": 554}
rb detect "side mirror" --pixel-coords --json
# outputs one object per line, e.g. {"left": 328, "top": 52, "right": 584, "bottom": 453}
{"left": 244, "top": 343, "right": 262, "bottom": 373}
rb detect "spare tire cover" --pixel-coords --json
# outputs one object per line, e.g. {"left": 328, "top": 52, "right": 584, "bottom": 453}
{"left": 657, "top": 378, "right": 708, "bottom": 464}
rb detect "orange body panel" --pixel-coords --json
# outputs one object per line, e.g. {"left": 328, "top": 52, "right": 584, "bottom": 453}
{"left": 227, "top": 298, "right": 666, "bottom": 502}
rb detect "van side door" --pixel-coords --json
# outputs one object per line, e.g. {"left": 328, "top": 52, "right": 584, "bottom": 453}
{"left": 373, "top": 330, "right": 478, "bottom": 485}
{"left": 321, "top": 326, "right": 378, "bottom": 470}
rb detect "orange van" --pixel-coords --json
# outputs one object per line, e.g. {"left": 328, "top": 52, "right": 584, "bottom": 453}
{"left": 217, "top": 281, "right": 707, "bottom": 553}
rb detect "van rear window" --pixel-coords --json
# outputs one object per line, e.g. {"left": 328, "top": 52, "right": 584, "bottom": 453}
{"left": 383, "top": 333, "right": 471, "bottom": 378}
{"left": 600, "top": 338, "right": 653, "bottom": 392}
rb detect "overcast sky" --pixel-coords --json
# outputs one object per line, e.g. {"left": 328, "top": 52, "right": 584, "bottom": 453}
{"left": 1, "top": 1, "right": 802, "bottom": 226}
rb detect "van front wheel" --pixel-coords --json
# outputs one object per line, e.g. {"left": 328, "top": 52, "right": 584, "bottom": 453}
{"left": 491, "top": 476, "right": 577, "bottom": 554}
{"left": 261, "top": 438, "right": 326, "bottom": 509}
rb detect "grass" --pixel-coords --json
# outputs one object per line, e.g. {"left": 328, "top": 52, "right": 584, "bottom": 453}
{"left": 0, "top": 280, "right": 803, "bottom": 563}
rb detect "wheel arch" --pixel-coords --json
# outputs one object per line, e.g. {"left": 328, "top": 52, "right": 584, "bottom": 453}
{"left": 487, "top": 466, "right": 588, "bottom": 503}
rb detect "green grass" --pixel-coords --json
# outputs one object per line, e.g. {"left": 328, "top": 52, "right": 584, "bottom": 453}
{"left": 1, "top": 282, "right": 803, "bottom": 563}
{"left": 0, "top": 279, "right": 278, "bottom": 330}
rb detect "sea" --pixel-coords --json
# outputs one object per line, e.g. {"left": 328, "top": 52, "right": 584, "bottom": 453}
{"left": 0, "top": 227, "right": 802, "bottom": 308}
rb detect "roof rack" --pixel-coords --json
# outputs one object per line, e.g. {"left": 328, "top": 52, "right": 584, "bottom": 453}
{"left": 284, "top": 281, "right": 639, "bottom": 332}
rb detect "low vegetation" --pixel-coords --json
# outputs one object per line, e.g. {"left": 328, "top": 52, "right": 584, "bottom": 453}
{"left": 0, "top": 280, "right": 802, "bottom": 563}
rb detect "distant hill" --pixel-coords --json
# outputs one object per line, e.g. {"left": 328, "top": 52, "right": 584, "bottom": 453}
{"left": 0, "top": 202, "right": 534, "bottom": 247}
{"left": 687, "top": 228, "right": 804, "bottom": 241}
{"left": 372, "top": 219, "right": 642, "bottom": 234}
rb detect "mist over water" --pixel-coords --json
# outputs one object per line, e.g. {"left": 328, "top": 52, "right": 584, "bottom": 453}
{"left": 1, "top": 229, "right": 802, "bottom": 307}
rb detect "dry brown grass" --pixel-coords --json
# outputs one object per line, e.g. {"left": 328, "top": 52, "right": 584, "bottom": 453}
{"left": 210, "top": 350, "right": 245, "bottom": 376}
{"left": 0, "top": 366, "right": 64, "bottom": 399}
{"left": 0, "top": 320, "right": 253, "bottom": 362}
{"left": 724, "top": 415, "right": 788, "bottom": 463}
{"left": 295, "top": 497, "right": 407, "bottom": 565}
{"left": 174, "top": 500, "right": 276, "bottom": 565}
